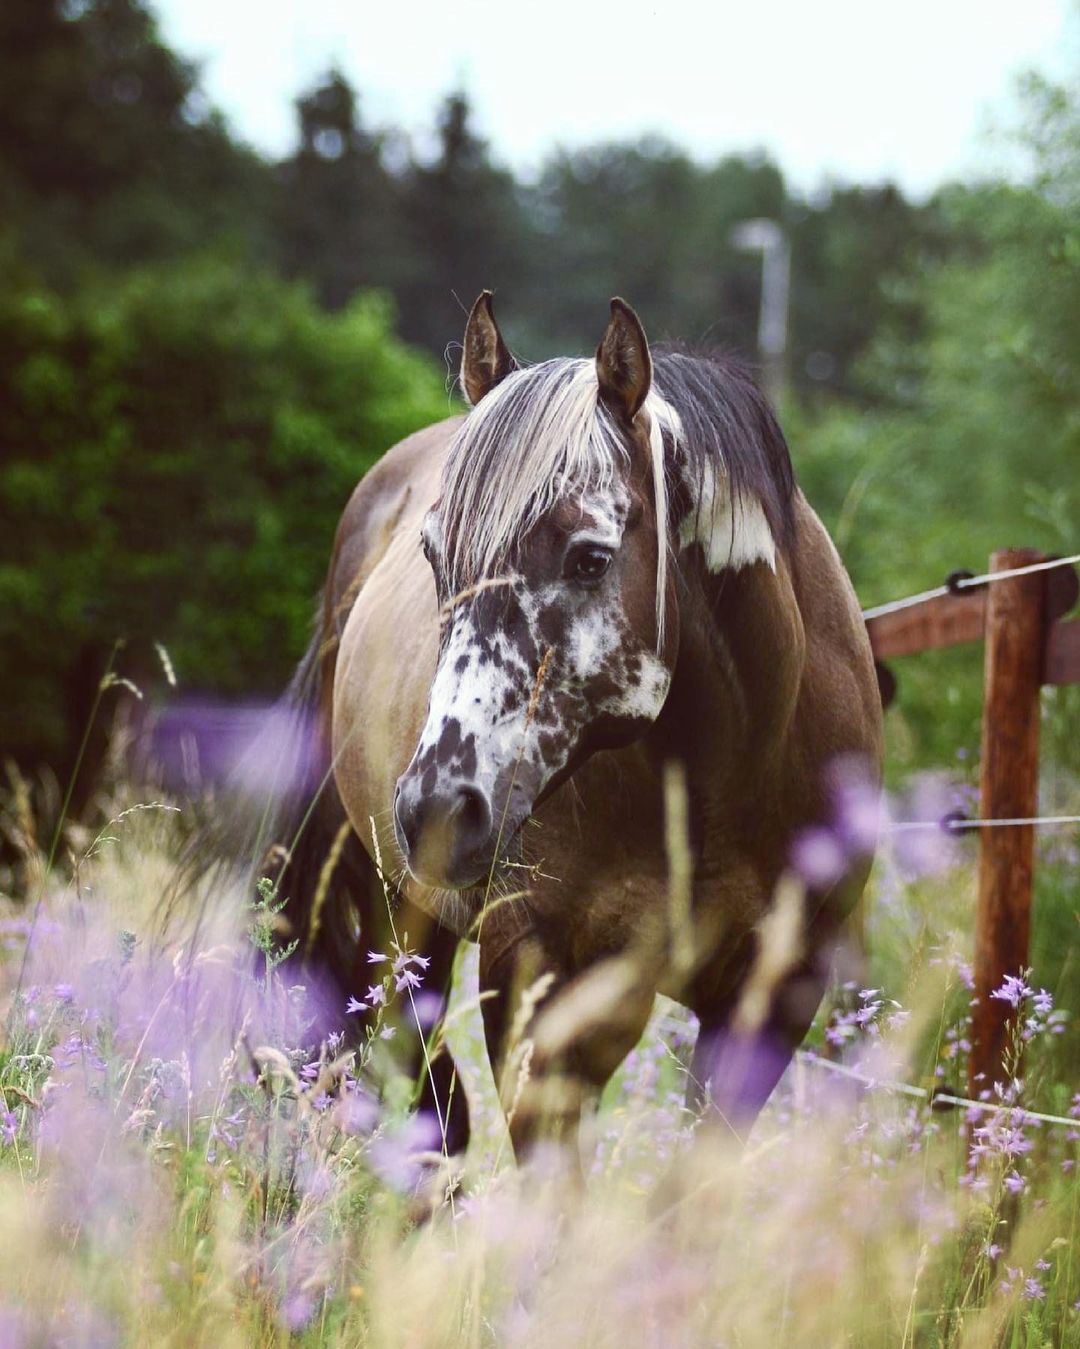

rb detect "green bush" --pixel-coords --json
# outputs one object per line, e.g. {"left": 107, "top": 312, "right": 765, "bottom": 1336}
{"left": 0, "top": 254, "right": 452, "bottom": 763}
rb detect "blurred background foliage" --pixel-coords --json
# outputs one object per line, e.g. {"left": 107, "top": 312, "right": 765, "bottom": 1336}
{"left": 0, "top": 0, "right": 1077, "bottom": 788}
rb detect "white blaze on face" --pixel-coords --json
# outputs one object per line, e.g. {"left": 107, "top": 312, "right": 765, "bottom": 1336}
{"left": 418, "top": 612, "right": 535, "bottom": 786}
{"left": 410, "top": 483, "right": 677, "bottom": 817}
{"left": 563, "top": 598, "right": 671, "bottom": 720}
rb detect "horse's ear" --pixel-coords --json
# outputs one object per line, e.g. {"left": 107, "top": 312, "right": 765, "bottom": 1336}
{"left": 596, "top": 297, "right": 652, "bottom": 420}
{"left": 461, "top": 290, "right": 517, "bottom": 406}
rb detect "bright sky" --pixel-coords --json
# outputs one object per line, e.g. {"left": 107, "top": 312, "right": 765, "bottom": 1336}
{"left": 154, "top": 0, "right": 1074, "bottom": 196}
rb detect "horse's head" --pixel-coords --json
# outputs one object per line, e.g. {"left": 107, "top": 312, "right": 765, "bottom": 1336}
{"left": 394, "top": 293, "right": 680, "bottom": 889}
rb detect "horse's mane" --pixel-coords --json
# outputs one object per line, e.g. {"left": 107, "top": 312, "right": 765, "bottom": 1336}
{"left": 437, "top": 348, "right": 796, "bottom": 639}
{"left": 651, "top": 347, "right": 796, "bottom": 553}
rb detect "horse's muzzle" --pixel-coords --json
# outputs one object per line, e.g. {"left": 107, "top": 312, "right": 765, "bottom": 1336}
{"left": 393, "top": 777, "right": 496, "bottom": 890}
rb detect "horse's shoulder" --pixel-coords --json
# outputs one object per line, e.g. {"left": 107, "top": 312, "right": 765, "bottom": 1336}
{"left": 788, "top": 491, "right": 883, "bottom": 766}
{"left": 324, "top": 415, "right": 463, "bottom": 630}
{"left": 341, "top": 414, "right": 463, "bottom": 534}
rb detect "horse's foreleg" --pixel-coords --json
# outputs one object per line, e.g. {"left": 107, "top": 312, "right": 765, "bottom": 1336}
{"left": 690, "top": 953, "right": 829, "bottom": 1140}
{"left": 478, "top": 933, "right": 567, "bottom": 1158}
{"left": 479, "top": 934, "right": 656, "bottom": 1165}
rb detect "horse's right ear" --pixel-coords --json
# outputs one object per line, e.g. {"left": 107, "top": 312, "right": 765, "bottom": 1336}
{"left": 595, "top": 297, "right": 652, "bottom": 420}
{"left": 461, "top": 291, "right": 518, "bottom": 407}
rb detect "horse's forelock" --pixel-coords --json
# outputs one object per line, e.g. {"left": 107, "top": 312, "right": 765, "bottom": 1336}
{"left": 438, "top": 356, "right": 677, "bottom": 650}
{"left": 435, "top": 348, "right": 791, "bottom": 657}
{"left": 439, "top": 357, "right": 623, "bottom": 586}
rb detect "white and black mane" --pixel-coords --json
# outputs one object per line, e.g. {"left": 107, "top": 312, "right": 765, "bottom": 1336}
{"left": 436, "top": 345, "right": 798, "bottom": 631}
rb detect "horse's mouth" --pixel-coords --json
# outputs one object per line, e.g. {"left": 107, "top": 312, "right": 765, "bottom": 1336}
{"left": 402, "top": 824, "right": 528, "bottom": 895}
{"left": 401, "top": 840, "right": 529, "bottom": 937}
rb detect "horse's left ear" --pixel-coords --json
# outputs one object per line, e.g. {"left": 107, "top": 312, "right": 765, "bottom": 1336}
{"left": 461, "top": 290, "right": 518, "bottom": 406}
{"left": 596, "top": 297, "right": 652, "bottom": 420}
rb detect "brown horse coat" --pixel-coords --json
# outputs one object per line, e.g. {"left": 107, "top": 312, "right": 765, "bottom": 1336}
{"left": 311, "top": 303, "right": 882, "bottom": 1151}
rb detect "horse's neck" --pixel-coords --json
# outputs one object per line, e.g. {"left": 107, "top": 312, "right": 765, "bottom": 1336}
{"left": 650, "top": 557, "right": 806, "bottom": 837}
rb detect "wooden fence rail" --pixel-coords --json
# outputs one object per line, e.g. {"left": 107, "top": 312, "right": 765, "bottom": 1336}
{"left": 865, "top": 551, "right": 1080, "bottom": 1097}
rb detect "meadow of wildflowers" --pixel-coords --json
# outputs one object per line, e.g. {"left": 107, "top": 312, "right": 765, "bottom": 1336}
{"left": 1, "top": 767, "right": 1079, "bottom": 1348}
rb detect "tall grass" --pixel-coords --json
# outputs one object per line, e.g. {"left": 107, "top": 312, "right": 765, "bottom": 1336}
{"left": 1, "top": 777, "right": 1079, "bottom": 1347}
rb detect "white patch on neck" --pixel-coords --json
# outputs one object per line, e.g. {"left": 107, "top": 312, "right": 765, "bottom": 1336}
{"left": 678, "top": 459, "right": 776, "bottom": 573}
{"left": 601, "top": 649, "right": 672, "bottom": 721}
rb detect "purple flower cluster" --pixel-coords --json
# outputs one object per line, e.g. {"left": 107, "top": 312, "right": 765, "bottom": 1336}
{"left": 788, "top": 755, "right": 882, "bottom": 890}
{"left": 886, "top": 773, "right": 973, "bottom": 880}
{"left": 590, "top": 1011, "right": 698, "bottom": 1183}
{"left": 990, "top": 973, "right": 1067, "bottom": 1041}
{"left": 998, "top": 1258, "right": 1053, "bottom": 1302}
{"left": 824, "top": 985, "right": 909, "bottom": 1050}
{"left": 0, "top": 881, "right": 468, "bottom": 1337}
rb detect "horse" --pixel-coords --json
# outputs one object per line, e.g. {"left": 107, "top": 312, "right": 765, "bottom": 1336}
{"left": 258, "top": 292, "right": 883, "bottom": 1162}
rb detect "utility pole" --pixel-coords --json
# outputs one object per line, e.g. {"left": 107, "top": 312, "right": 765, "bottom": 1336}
{"left": 730, "top": 218, "right": 790, "bottom": 407}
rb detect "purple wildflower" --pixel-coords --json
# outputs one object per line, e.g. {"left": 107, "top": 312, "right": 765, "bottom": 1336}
{"left": 990, "top": 974, "right": 1031, "bottom": 1008}
{"left": 345, "top": 996, "right": 367, "bottom": 1015}
{"left": 368, "top": 1113, "right": 441, "bottom": 1190}
{"left": 392, "top": 950, "right": 430, "bottom": 975}
{"left": 410, "top": 991, "right": 444, "bottom": 1031}
{"left": 281, "top": 1291, "right": 317, "bottom": 1332}
{"left": 336, "top": 1089, "right": 379, "bottom": 1136}
{"left": 890, "top": 774, "right": 965, "bottom": 877}
{"left": 829, "top": 756, "right": 883, "bottom": 854}
{"left": 395, "top": 969, "right": 423, "bottom": 994}
{"left": 1, "top": 1110, "right": 17, "bottom": 1147}
{"left": 969, "top": 1112, "right": 1033, "bottom": 1162}
{"left": 366, "top": 984, "right": 387, "bottom": 1007}
{"left": 209, "top": 1109, "right": 245, "bottom": 1152}
{"left": 790, "top": 827, "right": 847, "bottom": 889}
{"left": 1023, "top": 1278, "right": 1046, "bottom": 1302}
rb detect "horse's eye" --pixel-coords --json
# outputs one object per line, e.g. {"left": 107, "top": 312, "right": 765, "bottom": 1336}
{"left": 567, "top": 545, "right": 613, "bottom": 586}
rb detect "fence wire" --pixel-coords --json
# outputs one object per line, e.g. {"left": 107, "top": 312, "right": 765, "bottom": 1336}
{"left": 796, "top": 1051, "right": 1080, "bottom": 1130}
{"left": 887, "top": 815, "right": 1080, "bottom": 834}
{"left": 862, "top": 550, "right": 1080, "bottom": 622}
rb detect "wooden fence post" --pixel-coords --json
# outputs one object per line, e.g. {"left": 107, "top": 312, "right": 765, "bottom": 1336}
{"left": 969, "top": 550, "right": 1047, "bottom": 1098}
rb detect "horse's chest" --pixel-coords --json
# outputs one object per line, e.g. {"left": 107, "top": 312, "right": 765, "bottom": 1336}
{"left": 526, "top": 783, "right": 774, "bottom": 989}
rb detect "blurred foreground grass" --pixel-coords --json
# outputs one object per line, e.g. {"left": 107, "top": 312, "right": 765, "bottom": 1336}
{"left": 0, "top": 789, "right": 1079, "bottom": 1348}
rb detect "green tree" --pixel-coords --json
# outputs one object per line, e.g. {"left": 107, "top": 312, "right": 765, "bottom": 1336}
{"left": 795, "top": 72, "right": 1080, "bottom": 772}
{"left": 0, "top": 0, "right": 270, "bottom": 284}
{"left": 520, "top": 142, "right": 786, "bottom": 360}
{"left": 788, "top": 184, "right": 937, "bottom": 402}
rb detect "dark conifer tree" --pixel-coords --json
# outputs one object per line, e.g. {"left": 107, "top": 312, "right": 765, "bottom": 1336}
{"left": 276, "top": 69, "right": 400, "bottom": 309}
{"left": 396, "top": 91, "right": 533, "bottom": 357}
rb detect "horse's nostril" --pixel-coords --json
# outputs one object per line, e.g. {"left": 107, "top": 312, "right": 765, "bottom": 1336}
{"left": 450, "top": 783, "right": 491, "bottom": 850}
{"left": 395, "top": 778, "right": 494, "bottom": 886}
